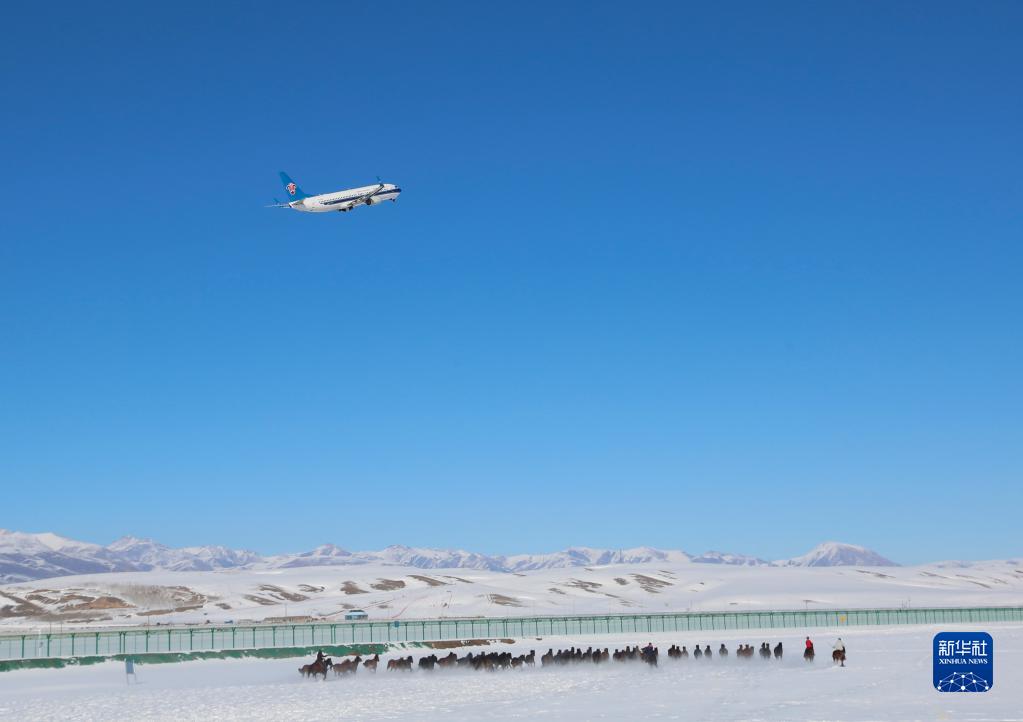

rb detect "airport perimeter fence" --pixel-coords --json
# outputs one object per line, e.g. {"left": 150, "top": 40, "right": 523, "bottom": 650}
{"left": 1, "top": 606, "right": 1021, "bottom": 662}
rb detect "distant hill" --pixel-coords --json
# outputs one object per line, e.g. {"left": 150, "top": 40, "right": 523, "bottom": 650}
{"left": 774, "top": 541, "right": 898, "bottom": 567}
{"left": 1, "top": 528, "right": 899, "bottom": 583}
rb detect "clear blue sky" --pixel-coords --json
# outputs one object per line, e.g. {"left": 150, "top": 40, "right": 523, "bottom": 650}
{"left": 1, "top": 2, "right": 1020, "bottom": 564}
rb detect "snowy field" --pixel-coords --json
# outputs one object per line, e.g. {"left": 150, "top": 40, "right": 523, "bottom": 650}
{"left": 1, "top": 625, "right": 1020, "bottom": 721}
{"left": 3, "top": 559, "right": 1022, "bottom": 631}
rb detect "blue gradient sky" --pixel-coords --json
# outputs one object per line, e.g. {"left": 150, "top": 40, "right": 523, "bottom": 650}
{"left": 1, "top": 2, "right": 1020, "bottom": 563}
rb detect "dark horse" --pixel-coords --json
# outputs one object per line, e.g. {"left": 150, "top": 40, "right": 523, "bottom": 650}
{"left": 299, "top": 657, "right": 333, "bottom": 679}
{"left": 803, "top": 646, "right": 815, "bottom": 662}
{"left": 832, "top": 649, "right": 846, "bottom": 667}
{"left": 641, "top": 646, "right": 658, "bottom": 667}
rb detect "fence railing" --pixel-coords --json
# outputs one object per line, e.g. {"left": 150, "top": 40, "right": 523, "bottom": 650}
{"left": 2, "top": 606, "right": 1020, "bottom": 662}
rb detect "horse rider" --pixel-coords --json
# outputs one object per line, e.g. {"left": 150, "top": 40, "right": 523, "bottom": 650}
{"left": 805, "top": 636, "right": 814, "bottom": 652}
{"left": 833, "top": 637, "right": 846, "bottom": 666}
{"left": 315, "top": 649, "right": 325, "bottom": 665}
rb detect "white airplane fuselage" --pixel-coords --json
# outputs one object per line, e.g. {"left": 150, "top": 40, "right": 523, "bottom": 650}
{"left": 290, "top": 183, "right": 402, "bottom": 212}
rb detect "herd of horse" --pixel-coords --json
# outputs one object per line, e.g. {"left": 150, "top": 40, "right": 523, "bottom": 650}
{"left": 298, "top": 639, "right": 846, "bottom": 679}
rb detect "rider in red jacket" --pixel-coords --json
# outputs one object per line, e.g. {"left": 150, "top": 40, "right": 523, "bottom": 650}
{"left": 805, "top": 637, "right": 814, "bottom": 651}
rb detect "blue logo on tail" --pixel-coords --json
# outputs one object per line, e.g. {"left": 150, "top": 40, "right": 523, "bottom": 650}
{"left": 279, "top": 172, "right": 310, "bottom": 200}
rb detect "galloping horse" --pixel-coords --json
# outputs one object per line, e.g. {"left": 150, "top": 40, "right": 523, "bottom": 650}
{"left": 832, "top": 649, "right": 846, "bottom": 667}
{"left": 641, "top": 646, "right": 658, "bottom": 667}
{"left": 387, "top": 655, "right": 413, "bottom": 671}
{"left": 299, "top": 657, "right": 333, "bottom": 679}
{"left": 334, "top": 655, "right": 362, "bottom": 677}
{"left": 803, "top": 646, "right": 815, "bottom": 662}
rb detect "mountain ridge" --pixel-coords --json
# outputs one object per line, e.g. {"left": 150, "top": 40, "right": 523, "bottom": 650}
{"left": 0, "top": 528, "right": 897, "bottom": 584}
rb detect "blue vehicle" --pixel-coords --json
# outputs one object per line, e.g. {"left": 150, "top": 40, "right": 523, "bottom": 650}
{"left": 344, "top": 609, "right": 369, "bottom": 621}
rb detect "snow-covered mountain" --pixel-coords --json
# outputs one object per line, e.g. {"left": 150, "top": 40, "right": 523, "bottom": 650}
{"left": 0, "top": 529, "right": 137, "bottom": 581}
{"left": 267, "top": 543, "right": 358, "bottom": 568}
{"left": 691, "top": 551, "right": 769, "bottom": 566}
{"left": 373, "top": 545, "right": 508, "bottom": 571}
{"left": 0, "top": 529, "right": 899, "bottom": 584}
{"left": 267, "top": 545, "right": 507, "bottom": 572}
{"left": 774, "top": 541, "right": 897, "bottom": 568}
{"left": 106, "top": 536, "right": 262, "bottom": 572}
{"left": 501, "top": 546, "right": 693, "bottom": 571}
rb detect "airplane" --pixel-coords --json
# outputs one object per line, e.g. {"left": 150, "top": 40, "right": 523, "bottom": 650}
{"left": 268, "top": 172, "right": 401, "bottom": 213}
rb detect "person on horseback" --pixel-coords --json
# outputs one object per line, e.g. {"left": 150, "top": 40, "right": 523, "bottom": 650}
{"left": 833, "top": 637, "right": 846, "bottom": 667}
{"left": 315, "top": 650, "right": 325, "bottom": 665}
{"left": 802, "top": 636, "right": 815, "bottom": 662}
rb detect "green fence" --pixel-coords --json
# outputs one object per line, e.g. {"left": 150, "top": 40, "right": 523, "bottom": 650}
{"left": 2, "top": 606, "right": 1020, "bottom": 662}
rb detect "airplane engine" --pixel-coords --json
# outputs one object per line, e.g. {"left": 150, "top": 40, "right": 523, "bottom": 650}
{"left": 365, "top": 197, "right": 376, "bottom": 206}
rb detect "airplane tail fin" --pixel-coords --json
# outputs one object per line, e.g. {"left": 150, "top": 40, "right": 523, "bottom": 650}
{"left": 279, "top": 172, "right": 311, "bottom": 200}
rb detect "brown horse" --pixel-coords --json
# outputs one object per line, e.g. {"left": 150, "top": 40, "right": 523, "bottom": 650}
{"left": 299, "top": 657, "right": 332, "bottom": 679}
{"left": 334, "top": 655, "right": 362, "bottom": 677}
{"left": 387, "top": 656, "right": 413, "bottom": 671}
{"left": 363, "top": 654, "right": 380, "bottom": 672}
{"left": 832, "top": 649, "right": 846, "bottom": 666}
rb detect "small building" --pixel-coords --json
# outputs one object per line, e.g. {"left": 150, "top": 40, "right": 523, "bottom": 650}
{"left": 344, "top": 609, "right": 369, "bottom": 621}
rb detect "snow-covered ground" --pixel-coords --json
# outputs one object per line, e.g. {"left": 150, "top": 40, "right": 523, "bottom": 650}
{"left": 0, "top": 625, "right": 1019, "bottom": 721}
{"left": 2, "top": 560, "right": 1021, "bottom": 631}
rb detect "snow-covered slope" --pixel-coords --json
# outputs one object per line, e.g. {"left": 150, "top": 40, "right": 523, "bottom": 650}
{"left": 1, "top": 529, "right": 900, "bottom": 584}
{"left": 774, "top": 542, "right": 897, "bottom": 568}
{"left": 1, "top": 558, "right": 1020, "bottom": 631}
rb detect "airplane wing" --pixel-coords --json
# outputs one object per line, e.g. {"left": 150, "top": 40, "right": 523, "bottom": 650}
{"left": 347, "top": 183, "right": 386, "bottom": 209}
